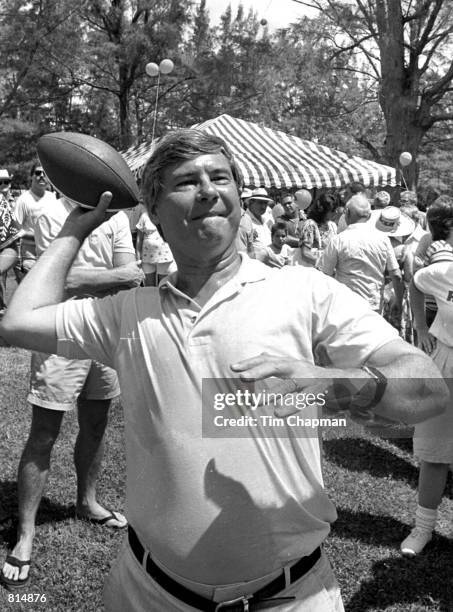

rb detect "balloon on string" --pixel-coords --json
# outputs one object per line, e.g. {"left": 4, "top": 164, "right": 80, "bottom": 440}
{"left": 159, "top": 59, "right": 174, "bottom": 75}
{"left": 399, "top": 151, "right": 412, "bottom": 167}
{"left": 145, "top": 62, "right": 159, "bottom": 77}
{"left": 294, "top": 189, "right": 312, "bottom": 210}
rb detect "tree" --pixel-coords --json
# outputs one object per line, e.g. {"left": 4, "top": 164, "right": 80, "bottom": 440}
{"left": 292, "top": 0, "right": 453, "bottom": 188}
{"left": 80, "top": 0, "right": 193, "bottom": 148}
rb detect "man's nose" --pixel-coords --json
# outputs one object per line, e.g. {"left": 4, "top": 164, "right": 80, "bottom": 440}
{"left": 197, "top": 178, "right": 218, "bottom": 200}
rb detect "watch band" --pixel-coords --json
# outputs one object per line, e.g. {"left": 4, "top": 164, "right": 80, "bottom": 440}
{"left": 360, "top": 365, "right": 388, "bottom": 408}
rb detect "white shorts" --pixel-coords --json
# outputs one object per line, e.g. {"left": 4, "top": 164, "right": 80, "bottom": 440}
{"left": 103, "top": 539, "right": 344, "bottom": 612}
{"left": 414, "top": 339, "right": 453, "bottom": 464}
{"left": 28, "top": 351, "right": 120, "bottom": 411}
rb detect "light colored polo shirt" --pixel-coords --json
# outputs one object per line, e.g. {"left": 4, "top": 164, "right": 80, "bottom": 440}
{"left": 55, "top": 255, "right": 398, "bottom": 584}
{"left": 414, "top": 261, "right": 453, "bottom": 346}
{"left": 321, "top": 223, "right": 399, "bottom": 311}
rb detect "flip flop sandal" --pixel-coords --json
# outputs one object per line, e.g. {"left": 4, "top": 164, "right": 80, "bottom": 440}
{"left": 76, "top": 509, "right": 127, "bottom": 529}
{"left": 0, "top": 555, "right": 31, "bottom": 589}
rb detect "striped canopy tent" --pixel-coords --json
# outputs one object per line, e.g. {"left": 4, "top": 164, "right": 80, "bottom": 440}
{"left": 121, "top": 114, "right": 397, "bottom": 189}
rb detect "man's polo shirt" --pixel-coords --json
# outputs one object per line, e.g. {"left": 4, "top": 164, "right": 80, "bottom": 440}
{"left": 55, "top": 255, "right": 398, "bottom": 585}
{"left": 321, "top": 222, "right": 399, "bottom": 311}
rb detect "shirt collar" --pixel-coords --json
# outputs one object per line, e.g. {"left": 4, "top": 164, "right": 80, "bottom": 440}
{"left": 160, "top": 252, "right": 268, "bottom": 300}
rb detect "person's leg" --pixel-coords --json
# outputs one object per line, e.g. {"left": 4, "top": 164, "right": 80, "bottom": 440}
{"left": 74, "top": 363, "right": 125, "bottom": 526}
{"left": 401, "top": 460, "right": 449, "bottom": 556}
{"left": 1, "top": 406, "right": 64, "bottom": 583}
{"left": 142, "top": 262, "right": 157, "bottom": 287}
{"left": 74, "top": 397, "right": 110, "bottom": 516}
{"left": 418, "top": 460, "right": 449, "bottom": 509}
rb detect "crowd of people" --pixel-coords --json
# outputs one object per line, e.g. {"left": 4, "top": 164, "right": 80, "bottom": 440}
{"left": 0, "top": 132, "right": 451, "bottom": 611}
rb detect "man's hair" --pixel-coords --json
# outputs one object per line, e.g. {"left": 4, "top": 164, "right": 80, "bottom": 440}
{"left": 271, "top": 220, "right": 288, "bottom": 237}
{"left": 141, "top": 129, "right": 243, "bottom": 213}
{"left": 349, "top": 182, "right": 365, "bottom": 194}
{"left": 346, "top": 194, "right": 371, "bottom": 223}
{"left": 427, "top": 195, "right": 453, "bottom": 240}
{"left": 308, "top": 192, "right": 337, "bottom": 224}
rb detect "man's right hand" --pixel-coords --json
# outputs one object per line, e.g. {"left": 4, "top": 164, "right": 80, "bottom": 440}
{"left": 60, "top": 192, "right": 112, "bottom": 241}
{"left": 116, "top": 260, "right": 145, "bottom": 287}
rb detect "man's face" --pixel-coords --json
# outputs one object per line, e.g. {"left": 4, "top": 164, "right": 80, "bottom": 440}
{"left": 0, "top": 176, "right": 11, "bottom": 196}
{"left": 282, "top": 198, "right": 296, "bottom": 217}
{"left": 31, "top": 166, "right": 48, "bottom": 191}
{"left": 152, "top": 153, "right": 241, "bottom": 262}
{"left": 248, "top": 198, "right": 268, "bottom": 219}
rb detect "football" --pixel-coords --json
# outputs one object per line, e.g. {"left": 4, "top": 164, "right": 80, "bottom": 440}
{"left": 37, "top": 132, "right": 140, "bottom": 211}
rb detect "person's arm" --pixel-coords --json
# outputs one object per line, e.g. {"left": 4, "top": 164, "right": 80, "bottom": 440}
{"left": 319, "top": 238, "right": 337, "bottom": 276}
{"left": 65, "top": 255, "right": 143, "bottom": 294}
{"left": 231, "top": 338, "right": 447, "bottom": 425}
{"left": 0, "top": 193, "right": 112, "bottom": 354}
{"left": 409, "top": 279, "right": 436, "bottom": 354}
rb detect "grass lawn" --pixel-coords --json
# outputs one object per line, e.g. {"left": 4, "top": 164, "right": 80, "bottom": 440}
{"left": 0, "top": 288, "right": 452, "bottom": 610}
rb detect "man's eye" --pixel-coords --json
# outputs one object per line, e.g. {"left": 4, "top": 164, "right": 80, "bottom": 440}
{"left": 212, "top": 175, "right": 230, "bottom": 183}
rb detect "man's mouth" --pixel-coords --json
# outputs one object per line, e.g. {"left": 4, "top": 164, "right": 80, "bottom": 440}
{"left": 191, "top": 211, "right": 225, "bottom": 221}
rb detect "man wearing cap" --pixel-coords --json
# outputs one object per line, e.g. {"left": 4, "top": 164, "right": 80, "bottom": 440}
{"left": 321, "top": 195, "right": 403, "bottom": 313}
{"left": 276, "top": 194, "right": 301, "bottom": 248}
{"left": 13, "top": 164, "right": 58, "bottom": 280}
{"left": 0, "top": 169, "right": 21, "bottom": 316}
{"left": 245, "top": 187, "right": 274, "bottom": 255}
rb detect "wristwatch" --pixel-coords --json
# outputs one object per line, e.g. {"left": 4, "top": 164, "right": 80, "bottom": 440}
{"left": 358, "top": 365, "right": 388, "bottom": 409}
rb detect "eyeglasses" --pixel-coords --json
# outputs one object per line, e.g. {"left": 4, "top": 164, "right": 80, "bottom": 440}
{"left": 0, "top": 179, "right": 11, "bottom": 186}
{"left": 34, "top": 170, "right": 45, "bottom": 177}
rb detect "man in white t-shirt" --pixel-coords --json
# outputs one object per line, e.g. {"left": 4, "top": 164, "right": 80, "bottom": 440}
{"left": 1, "top": 197, "right": 143, "bottom": 588}
{"left": 13, "top": 164, "right": 57, "bottom": 278}
{"left": 0, "top": 130, "right": 447, "bottom": 610}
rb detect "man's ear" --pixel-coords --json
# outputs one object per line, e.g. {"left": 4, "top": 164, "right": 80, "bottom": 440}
{"left": 149, "top": 208, "right": 166, "bottom": 241}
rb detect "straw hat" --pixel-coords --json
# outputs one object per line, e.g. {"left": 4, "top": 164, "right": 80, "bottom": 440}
{"left": 375, "top": 206, "right": 416, "bottom": 237}
{"left": 249, "top": 187, "right": 273, "bottom": 203}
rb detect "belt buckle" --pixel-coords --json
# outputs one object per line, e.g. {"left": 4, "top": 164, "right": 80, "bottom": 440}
{"left": 215, "top": 595, "right": 250, "bottom": 611}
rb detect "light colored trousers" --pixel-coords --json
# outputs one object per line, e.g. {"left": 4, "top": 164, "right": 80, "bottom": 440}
{"left": 104, "top": 540, "right": 345, "bottom": 612}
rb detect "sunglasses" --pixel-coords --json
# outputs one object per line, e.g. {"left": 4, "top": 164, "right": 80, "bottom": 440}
{"left": 34, "top": 170, "right": 45, "bottom": 177}
{"left": 0, "top": 179, "right": 11, "bottom": 186}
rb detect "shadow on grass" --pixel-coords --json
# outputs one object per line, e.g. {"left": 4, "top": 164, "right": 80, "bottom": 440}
{"left": 324, "top": 438, "right": 418, "bottom": 483}
{"left": 324, "top": 438, "right": 453, "bottom": 501}
{"left": 346, "top": 546, "right": 453, "bottom": 612}
{"left": 0, "top": 480, "right": 75, "bottom": 547}
{"left": 333, "top": 508, "right": 453, "bottom": 611}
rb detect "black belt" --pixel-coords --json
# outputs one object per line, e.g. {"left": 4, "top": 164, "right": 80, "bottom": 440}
{"left": 128, "top": 525, "right": 321, "bottom": 611}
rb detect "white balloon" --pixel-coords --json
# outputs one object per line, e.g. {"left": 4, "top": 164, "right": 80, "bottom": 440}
{"left": 145, "top": 62, "right": 159, "bottom": 77}
{"left": 159, "top": 59, "right": 174, "bottom": 75}
{"left": 399, "top": 151, "right": 412, "bottom": 167}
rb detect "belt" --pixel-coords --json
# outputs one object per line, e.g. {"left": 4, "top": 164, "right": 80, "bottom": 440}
{"left": 128, "top": 526, "right": 321, "bottom": 611}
